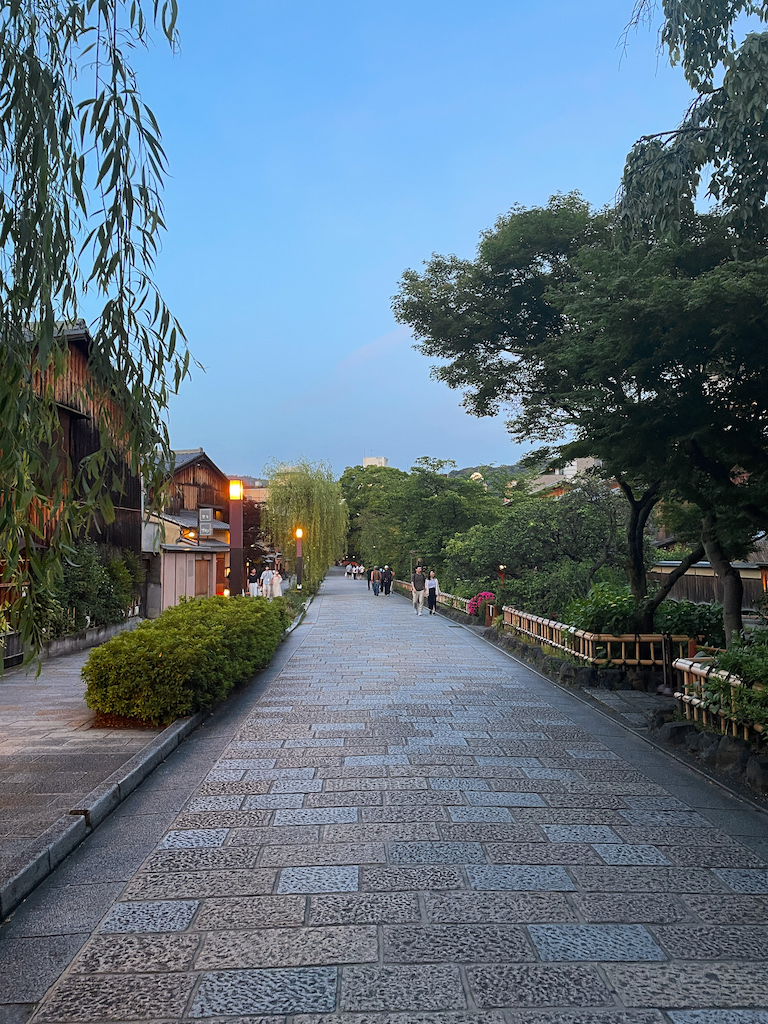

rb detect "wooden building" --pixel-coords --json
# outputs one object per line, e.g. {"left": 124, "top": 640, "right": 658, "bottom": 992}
{"left": 142, "top": 448, "right": 231, "bottom": 616}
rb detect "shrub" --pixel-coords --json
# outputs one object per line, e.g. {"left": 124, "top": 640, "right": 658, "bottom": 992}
{"left": 655, "top": 599, "right": 725, "bottom": 648}
{"left": 713, "top": 630, "right": 768, "bottom": 689}
{"left": 467, "top": 591, "right": 495, "bottom": 616}
{"left": 83, "top": 595, "right": 291, "bottom": 724}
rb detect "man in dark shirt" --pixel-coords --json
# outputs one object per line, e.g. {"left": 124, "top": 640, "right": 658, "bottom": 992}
{"left": 411, "top": 566, "right": 426, "bottom": 616}
{"left": 381, "top": 566, "right": 393, "bottom": 596}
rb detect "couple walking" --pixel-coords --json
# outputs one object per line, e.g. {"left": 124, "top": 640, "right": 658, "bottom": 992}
{"left": 371, "top": 566, "right": 392, "bottom": 597}
{"left": 411, "top": 566, "right": 440, "bottom": 616}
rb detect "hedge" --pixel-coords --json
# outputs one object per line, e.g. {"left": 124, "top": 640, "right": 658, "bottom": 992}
{"left": 83, "top": 595, "right": 292, "bottom": 724}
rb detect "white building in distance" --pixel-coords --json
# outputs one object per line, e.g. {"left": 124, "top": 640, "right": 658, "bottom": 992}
{"left": 363, "top": 456, "right": 389, "bottom": 468}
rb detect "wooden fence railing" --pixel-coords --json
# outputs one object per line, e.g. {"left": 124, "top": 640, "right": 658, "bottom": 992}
{"left": 502, "top": 606, "right": 690, "bottom": 669}
{"left": 674, "top": 657, "right": 766, "bottom": 743}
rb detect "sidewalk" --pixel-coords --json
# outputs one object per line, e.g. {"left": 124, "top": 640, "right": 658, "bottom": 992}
{"left": 0, "top": 650, "right": 161, "bottom": 880}
{"left": 3, "top": 567, "right": 768, "bottom": 1021}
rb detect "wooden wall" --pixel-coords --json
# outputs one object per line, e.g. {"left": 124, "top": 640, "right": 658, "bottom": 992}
{"left": 167, "top": 460, "right": 229, "bottom": 517}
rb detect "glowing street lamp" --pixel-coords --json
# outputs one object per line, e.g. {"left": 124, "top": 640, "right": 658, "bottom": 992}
{"left": 498, "top": 564, "right": 507, "bottom": 584}
{"left": 295, "top": 527, "right": 303, "bottom": 591}
{"left": 229, "top": 479, "right": 244, "bottom": 597}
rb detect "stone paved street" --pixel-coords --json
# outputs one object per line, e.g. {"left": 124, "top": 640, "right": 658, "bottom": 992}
{"left": 3, "top": 568, "right": 768, "bottom": 1022}
{"left": 0, "top": 650, "right": 161, "bottom": 876}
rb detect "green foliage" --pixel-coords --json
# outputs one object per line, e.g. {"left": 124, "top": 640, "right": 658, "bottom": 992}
{"left": 713, "top": 629, "right": 768, "bottom": 688}
{"left": 622, "top": 2, "right": 768, "bottom": 234}
{"left": 340, "top": 459, "right": 502, "bottom": 578}
{"left": 443, "top": 480, "right": 628, "bottom": 620}
{"left": 264, "top": 459, "right": 348, "bottom": 590}
{"left": 83, "top": 596, "right": 291, "bottom": 724}
{"left": 566, "top": 582, "right": 726, "bottom": 646}
{"left": 0, "top": 1, "right": 190, "bottom": 658}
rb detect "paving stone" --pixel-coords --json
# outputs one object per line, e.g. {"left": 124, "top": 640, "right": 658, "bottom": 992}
{"left": 261, "top": 842, "right": 386, "bottom": 867}
{"left": 682, "top": 894, "right": 768, "bottom": 924}
{"left": 504, "top": 1014, "right": 665, "bottom": 1024}
{"left": 447, "top": 806, "right": 514, "bottom": 823}
{"left": 466, "top": 963, "right": 612, "bottom": 1008}
{"left": 306, "top": 791, "right": 385, "bottom": 807}
{"left": 195, "top": 894, "right": 307, "bottom": 930}
{"left": 660, "top": 845, "right": 766, "bottom": 868}
{"left": 273, "top": 807, "right": 358, "bottom": 826}
{"left": 618, "top": 809, "right": 713, "bottom": 828}
{"left": 241, "top": 793, "right": 306, "bottom": 809}
{"left": 361, "top": 806, "right": 449, "bottom": 823}
{"left": 0, "top": 934, "right": 89, "bottom": 1002}
{"left": 616, "top": 826, "right": 738, "bottom": 846}
{"left": 522, "top": 768, "right": 581, "bottom": 781}
{"left": 475, "top": 756, "right": 542, "bottom": 767}
{"left": 220, "top": 758, "right": 277, "bottom": 770}
{"left": 713, "top": 868, "right": 768, "bottom": 893}
{"left": 189, "top": 967, "right": 337, "bottom": 1016}
{"left": 33, "top": 972, "right": 196, "bottom": 1022}
{"left": 543, "top": 792, "right": 627, "bottom": 809}
{"left": 485, "top": 841, "right": 601, "bottom": 865}
{"left": 541, "top": 824, "right": 621, "bottom": 843}
{"left": 196, "top": 924, "right": 378, "bottom": 969}
{"left": 667, "top": 1013, "right": 768, "bottom": 1023}
{"left": 339, "top": 965, "right": 466, "bottom": 1012}
{"left": 570, "top": 866, "right": 723, "bottom": 892}
{"left": 278, "top": 866, "right": 359, "bottom": 893}
{"left": 592, "top": 843, "right": 672, "bottom": 866}
{"left": 70, "top": 933, "right": 200, "bottom": 973}
{"left": 186, "top": 795, "right": 244, "bottom": 811}
{"left": 655, "top": 925, "right": 768, "bottom": 960}
{"left": 429, "top": 778, "right": 490, "bottom": 791}
{"left": 606, "top": 962, "right": 768, "bottom": 1008}
{"left": 528, "top": 923, "right": 666, "bottom": 961}
{"left": 308, "top": 892, "right": 420, "bottom": 925}
{"left": 144, "top": 847, "right": 260, "bottom": 872}
{"left": 344, "top": 755, "right": 410, "bottom": 766}
{"left": 437, "top": 823, "right": 545, "bottom": 843}
{"left": 360, "top": 866, "right": 465, "bottom": 891}
{"left": 388, "top": 841, "right": 486, "bottom": 864}
{"left": 565, "top": 748, "right": 621, "bottom": 759}
{"left": 383, "top": 923, "right": 534, "bottom": 963}
{"left": 295, "top": 1015, "right": 507, "bottom": 1024}
{"left": 270, "top": 779, "right": 324, "bottom": 793}
{"left": 158, "top": 828, "right": 229, "bottom": 848}
{"left": 228, "top": 826, "right": 321, "bottom": 847}
{"left": 324, "top": 778, "right": 427, "bottom": 792}
{"left": 467, "top": 865, "right": 576, "bottom": 891}
{"left": 121, "top": 869, "right": 277, "bottom": 899}
{"left": 99, "top": 899, "right": 199, "bottom": 933}
{"left": 465, "top": 791, "right": 546, "bottom": 806}
{"left": 573, "top": 893, "right": 691, "bottom": 923}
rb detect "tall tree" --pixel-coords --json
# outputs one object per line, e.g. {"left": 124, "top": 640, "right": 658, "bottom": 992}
{"left": 0, "top": 1, "right": 188, "bottom": 654}
{"left": 264, "top": 460, "right": 348, "bottom": 591}
{"left": 621, "top": 0, "right": 768, "bottom": 235}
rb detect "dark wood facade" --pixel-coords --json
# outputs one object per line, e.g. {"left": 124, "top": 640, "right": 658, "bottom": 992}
{"left": 43, "top": 326, "right": 141, "bottom": 555}
{"left": 167, "top": 451, "right": 230, "bottom": 521}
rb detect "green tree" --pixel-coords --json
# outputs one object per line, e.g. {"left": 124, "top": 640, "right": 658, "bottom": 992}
{"left": 394, "top": 200, "right": 768, "bottom": 634}
{"left": 443, "top": 479, "right": 629, "bottom": 619}
{"left": 264, "top": 460, "right": 348, "bottom": 591}
{"left": 621, "top": 1, "right": 768, "bottom": 234}
{"left": 0, "top": 1, "right": 188, "bottom": 656}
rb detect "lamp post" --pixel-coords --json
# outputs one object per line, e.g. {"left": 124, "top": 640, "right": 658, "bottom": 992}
{"left": 295, "top": 527, "right": 303, "bottom": 591}
{"left": 229, "top": 479, "right": 244, "bottom": 597}
{"left": 498, "top": 564, "right": 506, "bottom": 585}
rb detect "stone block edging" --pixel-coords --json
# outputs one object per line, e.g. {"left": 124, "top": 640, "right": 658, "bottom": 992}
{"left": 0, "top": 711, "right": 203, "bottom": 921}
{"left": 3, "top": 617, "right": 142, "bottom": 669}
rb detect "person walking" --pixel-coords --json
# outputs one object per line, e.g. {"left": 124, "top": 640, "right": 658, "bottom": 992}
{"left": 247, "top": 567, "right": 260, "bottom": 597}
{"left": 367, "top": 566, "right": 373, "bottom": 590}
{"left": 426, "top": 569, "right": 440, "bottom": 614}
{"left": 381, "top": 565, "right": 393, "bottom": 596}
{"left": 371, "top": 566, "right": 382, "bottom": 596}
{"left": 411, "top": 565, "right": 426, "bottom": 615}
{"left": 260, "top": 565, "right": 274, "bottom": 600}
{"left": 271, "top": 567, "right": 283, "bottom": 599}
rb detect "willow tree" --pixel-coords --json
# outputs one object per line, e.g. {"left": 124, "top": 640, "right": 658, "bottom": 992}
{"left": 264, "top": 460, "right": 348, "bottom": 591}
{"left": 0, "top": 1, "right": 189, "bottom": 655}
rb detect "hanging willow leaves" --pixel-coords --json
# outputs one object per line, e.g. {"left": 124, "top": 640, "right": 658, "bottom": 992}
{"left": 0, "top": 0, "right": 189, "bottom": 657}
{"left": 620, "top": 1, "right": 768, "bottom": 235}
{"left": 263, "top": 460, "right": 349, "bottom": 591}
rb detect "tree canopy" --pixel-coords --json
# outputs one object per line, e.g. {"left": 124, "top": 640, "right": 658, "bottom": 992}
{"left": 621, "top": 0, "right": 768, "bottom": 234}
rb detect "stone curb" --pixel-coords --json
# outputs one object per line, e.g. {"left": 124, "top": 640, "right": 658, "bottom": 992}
{"left": 0, "top": 711, "right": 203, "bottom": 921}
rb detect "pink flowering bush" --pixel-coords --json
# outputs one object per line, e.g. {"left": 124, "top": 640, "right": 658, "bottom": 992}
{"left": 467, "top": 591, "right": 495, "bottom": 616}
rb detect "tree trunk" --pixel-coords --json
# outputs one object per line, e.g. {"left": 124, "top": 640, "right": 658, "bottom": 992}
{"left": 615, "top": 477, "right": 661, "bottom": 631}
{"left": 701, "top": 515, "right": 744, "bottom": 647}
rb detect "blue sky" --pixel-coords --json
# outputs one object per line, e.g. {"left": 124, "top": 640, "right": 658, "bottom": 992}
{"left": 135, "top": 0, "right": 694, "bottom": 477}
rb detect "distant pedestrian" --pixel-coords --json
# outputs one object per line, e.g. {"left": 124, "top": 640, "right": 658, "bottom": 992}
{"left": 372, "top": 566, "right": 382, "bottom": 596}
{"left": 411, "top": 566, "right": 426, "bottom": 616}
{"left": 345, "top": 564, "right": 352, "bottom": 579}
{"left": 381, "top": 565, "right": 393, "bottom": 596}
{"left": 271, "top": 568, "right": 283, "bottom": 599}
{"left": 247, "top": 567, "right": 260, "bottom": 597}
{"left": 426, "top": 570, "right": 440, "bottom": 614}
{"left": 367, "top": 567, "right": 373, "bottom": 590}
{"left": 261, "top": 565, "right": 274, "bottom": 599}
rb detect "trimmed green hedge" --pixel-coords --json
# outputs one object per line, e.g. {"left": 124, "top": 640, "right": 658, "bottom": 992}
{"left": 83, "top": 595, "right": 292, "bottom": 724}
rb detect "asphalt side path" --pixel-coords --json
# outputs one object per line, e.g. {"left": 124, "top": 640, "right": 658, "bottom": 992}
{"left": 2, "top": 569, "right": 768, "bottom": 1023}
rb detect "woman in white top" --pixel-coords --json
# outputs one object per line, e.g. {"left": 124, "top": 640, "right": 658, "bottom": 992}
{"left": 271, "top": 568, "right": 283, "bottom": 599}
{"left": 426, "top": 570, "right": 440, "bottom": 615}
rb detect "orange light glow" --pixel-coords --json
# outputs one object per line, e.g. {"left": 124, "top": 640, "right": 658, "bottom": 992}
{"left": 229, "top": 480, "right": 243, "bottom": 501}
{"left": 296, "top": 528, "right": 303, "bottom": 538}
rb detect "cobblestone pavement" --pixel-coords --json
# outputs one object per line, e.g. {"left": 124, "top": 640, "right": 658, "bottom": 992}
{"left": 5, "top": 568, "right": 768, "bottom": 1023}
{"left": 0, "top": 650, "right": 161, "bottom": 876}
